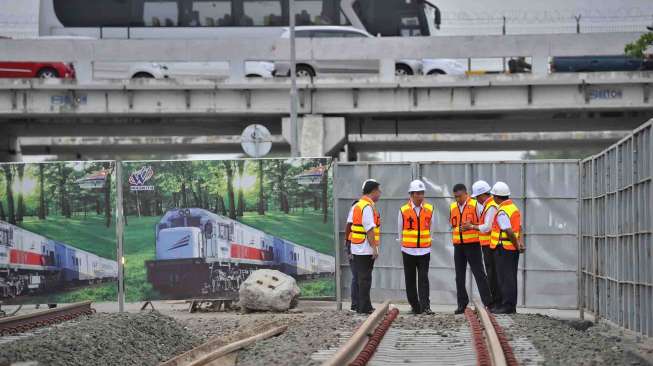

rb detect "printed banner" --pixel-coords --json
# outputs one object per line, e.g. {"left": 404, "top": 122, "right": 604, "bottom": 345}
{"left": 0, "top": 162, "right": 117, "bottom": 304}
{"left": 121, "top": 158, "right": 335, "bottom": 301}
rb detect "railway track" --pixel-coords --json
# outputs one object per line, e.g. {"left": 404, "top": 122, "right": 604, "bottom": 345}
{"left": 160, "top": 321, "right": 287, "bottom": 366}
{"left": 322, "top": 300, "right": 519, "bottom": 366}
{"left": 0, "top": 301, "right": 95, "bottom": 336}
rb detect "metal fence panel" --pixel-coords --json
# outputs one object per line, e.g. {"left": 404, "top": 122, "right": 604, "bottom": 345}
{"left": 335, "top": 160, "right": 579, "bottom": 309}
{"left": 580, "top": 119, "right": 653, "bottom": 337}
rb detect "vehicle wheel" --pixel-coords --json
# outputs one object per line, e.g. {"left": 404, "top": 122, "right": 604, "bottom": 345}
{"left": 37, "top": 67, "right": 59, "bottom": 79}
{"left": 427, "top": 69, "right": 446, "bottom": 75}
{"left": 132, "top": 72, "right": 155, "bottom": 79}
{"left": 395, "top": 64, "right": 413, "bottom": 76}
{"left": 296, "top": 65, "right": 315, "bottom": 78}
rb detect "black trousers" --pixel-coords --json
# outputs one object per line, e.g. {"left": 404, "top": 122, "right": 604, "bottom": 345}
{"left": 353, "top": 254, "right": 375, "bottom": 313}
{"left": 482, "top": 245, "right": 501, "bottom": 306}
{"left": 349, "top": 257, "right": 359, "bottom": 311}
{"left": 402, "top": 252, "right": 430, "bottom": 312}
{"left": 454, "top": 243, "right": 492, "bottom": 308}
{"left": 495, "top": 246, "right": 520, "bottom": 310}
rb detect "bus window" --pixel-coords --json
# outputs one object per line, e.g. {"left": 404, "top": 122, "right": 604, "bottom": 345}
{"left": 242, "top": 0, "right": 282, "bottom": 26}
{"left": 400, "top": 14, "right": 422, "bottom": 36}
{"left": 193, "top": 0, "right": 232, "bottom": 26}
{"left": 293, "top": 0, "right": 349, "bottom": 26}
{"left": 53, "top": 0, "right": 132, "bottom": 27}
{"left": 144, "top": 0, "right": 179, "bottom": 26}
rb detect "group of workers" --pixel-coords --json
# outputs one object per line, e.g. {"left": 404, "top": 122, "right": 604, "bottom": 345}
{"left": 344, "top": 178, "right": 525, "bottom": 315}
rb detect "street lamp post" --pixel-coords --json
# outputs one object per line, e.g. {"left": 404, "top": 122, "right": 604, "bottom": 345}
{"left": 289, "top": 0, "right": 299, "bottom": 157}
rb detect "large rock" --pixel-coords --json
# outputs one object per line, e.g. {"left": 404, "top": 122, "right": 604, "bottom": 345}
{"left": 238, "top": 269, "right": 301, "bottom": 312}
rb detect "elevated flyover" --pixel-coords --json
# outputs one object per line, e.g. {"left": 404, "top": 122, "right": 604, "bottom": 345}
{"left": 0, "top": 33, "right": 650, "bottom": 160}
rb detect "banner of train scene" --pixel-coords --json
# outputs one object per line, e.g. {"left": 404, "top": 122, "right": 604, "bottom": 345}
{"left": 121, "top": 158, "right": 335, "bottom": 301}
{"left": 0, "top": 161, "right": 118, "bottom": 305}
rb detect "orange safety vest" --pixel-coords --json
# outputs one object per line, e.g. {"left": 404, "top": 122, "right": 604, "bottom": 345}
{"left": 479, "top": 197, "right": 499, "bottom": 247}
{"left": 450, "top": 198, "right": 479, "bottom": 244}
{"left": 400, "top": 201, "right": 433, "bottom": 248}
{"left": 490, "top": 199, "right": 521, "bottom": 251}
{"left": 350, "top": 196, "right": 381, "bottom": 246}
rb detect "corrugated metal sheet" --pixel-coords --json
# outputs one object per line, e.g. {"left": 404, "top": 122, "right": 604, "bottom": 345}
{"left": 580, "top": 120, "right": 653, "bottom": 337}
{"left": 335, "top": 161, "right": 579, "bottom": 309}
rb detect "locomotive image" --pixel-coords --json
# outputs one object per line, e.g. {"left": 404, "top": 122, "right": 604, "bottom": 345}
{"left": 146, "top": 208, "right": 335, "bottom": 298}
{"left": 0, "top": 220, "right": 118, "bottom": 299}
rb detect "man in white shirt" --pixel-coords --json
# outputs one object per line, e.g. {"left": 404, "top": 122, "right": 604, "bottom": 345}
{"left": 463, "top": 180, "right": 500, "bottom": 307}
{"left": 397, "top": 180, "right": 434, "bottom": 315}
{"left": 344, "top": 200, "right": 359, "bottom": 312}
{"left": 489, "top": 181, "right": 524, "bottom": 314}
{"left": 346, "top": 179, "right": 382, "bottom": 314}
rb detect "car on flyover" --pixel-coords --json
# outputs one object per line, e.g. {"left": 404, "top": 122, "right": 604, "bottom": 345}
{"left": 550, "top": 55, "right": 653, "bottom": 73}
{"left": 6, "top": 36, "right": 274, "bottom": 80}
{"left": 273, "top": 26, "right": 465, "bottom": 77}
{"left": 0, "top": 61, "right": 76, "bottom": 79}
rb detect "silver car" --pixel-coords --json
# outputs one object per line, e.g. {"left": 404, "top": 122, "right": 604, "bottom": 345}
{"left": 273, "top": 26, "right": 421, "bottom": 77}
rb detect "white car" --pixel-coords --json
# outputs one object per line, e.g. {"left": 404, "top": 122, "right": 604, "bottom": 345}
{"left": 421, "top": 58, "right": 467, "bottom": 76}
{"left": 31, "top": 35, "right": 273, "bottom": 79}
{"left": 160, "top": 61, "right": 275, "bottom": 80}
{"left": 273, "top": 26, "right": 422, "bottom": 77}
{"left": 93, "top": 62, "right": 170, "bottom": 79}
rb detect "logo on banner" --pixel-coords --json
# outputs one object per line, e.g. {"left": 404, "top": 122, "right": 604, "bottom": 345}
{"left": 129, "top": 166, "right": 155, "bottom": 191}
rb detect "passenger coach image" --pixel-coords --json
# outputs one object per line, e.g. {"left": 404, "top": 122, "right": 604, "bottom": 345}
{"left": 0, "top": 220, "right": 118, "bottom": 299}
{"left": 145, "top": 208, "right": 335, "bottom": 298}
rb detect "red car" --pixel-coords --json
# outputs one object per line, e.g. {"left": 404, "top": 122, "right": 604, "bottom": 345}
{"left": 0, "top": 62, "right": 75, "bottom": 79}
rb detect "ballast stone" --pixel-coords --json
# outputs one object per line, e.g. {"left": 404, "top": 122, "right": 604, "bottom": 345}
{"left": 238, "top": 269, "right": 301, "bottom": 312}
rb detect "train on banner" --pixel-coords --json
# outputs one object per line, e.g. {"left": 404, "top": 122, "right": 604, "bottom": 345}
{"left": 0, "top": 220, "right": 118, "bottom": 298}
{"left": 146, "top": 208, "right": 334, "bottom": 297}
{"left": 0, "top": 161, "right": 118, "bottom": 304}
{"left": 121, "top": 158, "right": 336, "bottom": 301}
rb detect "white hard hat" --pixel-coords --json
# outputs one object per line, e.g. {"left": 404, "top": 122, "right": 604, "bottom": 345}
{"left": 362, "top": 178, "right": 378, "bottom": 191}
{"left": 491, "top": 181, "right": 511, "bottom": 196}
{"left": 408, "top": 179, "right": 426, "bottom": 193}
{"left": 471, "top": 180, "right": 491, "bottom": 198}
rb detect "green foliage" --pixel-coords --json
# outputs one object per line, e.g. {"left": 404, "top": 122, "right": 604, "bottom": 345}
{"left": 123, "top": 215, "right": 161, "bottom": 302}
{"left": 240, "top": 210, "right": 334, "bottom": 255}
{"left": 24, "top": 282, "right": 117, "bottom": 304}
{"left": 625, "top": 32, "right": 653, "bottom": 58}
{"left": 19, "top": 215, "right": 116, "bottom": 260}
{"left": 298, "top": 277, "right": 335, "bottom": 297}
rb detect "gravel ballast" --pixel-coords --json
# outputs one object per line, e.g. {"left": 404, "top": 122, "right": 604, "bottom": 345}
{"left": 236, "top": 310, "right": 364, "bottom": 366}
{"left": 505, "top": 314, "right": 653, "bottom": 366}
{"left": 391, "top": 312, "right": 467, "bottom": 329}
{"left": 0, "top": 312, "right": 201, "bottom": 366}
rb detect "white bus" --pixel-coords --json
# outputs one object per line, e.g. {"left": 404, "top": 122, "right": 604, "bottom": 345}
{"left": 39, "top": 0, "right": 441, "bottom": 39}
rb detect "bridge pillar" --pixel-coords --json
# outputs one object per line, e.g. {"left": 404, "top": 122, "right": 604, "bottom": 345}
{"left": 0, "top": 135, "right": 22, "bottom": 162}
{"left": 282, "top": 115, "right": 346, "bottom": 157}
{"left": 531, "top": 53, "right": 549, "bottom": 75}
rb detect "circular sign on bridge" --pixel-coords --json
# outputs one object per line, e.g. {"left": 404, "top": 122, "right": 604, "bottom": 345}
{"left": 241, "top": 124, "right": 272, "bottom": 158}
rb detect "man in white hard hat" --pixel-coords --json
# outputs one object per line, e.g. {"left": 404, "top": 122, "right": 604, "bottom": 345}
{"left": 489, "top": 181, "right": 524, "bottom": 314}
{"left": 397, "top": 179, "right": 434, "bottom": 315}
{"left": 347, "top": 179, "right": 382, "bottom": 314}
{"left": 463, "top": 180, "right": 500, "bottom": 308}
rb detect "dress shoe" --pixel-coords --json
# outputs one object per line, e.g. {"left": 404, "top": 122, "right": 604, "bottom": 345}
{"left": 423, "top": 308, "right": 434, "bottom": 315}
{"left": 493, "top": 306, "right": 516, "bottom": 314}
{"left": 454, "top": 306, "right": 466, "bottom": 315}
{"left": 410, "top": 308, "right": 422, "bottom": 315}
